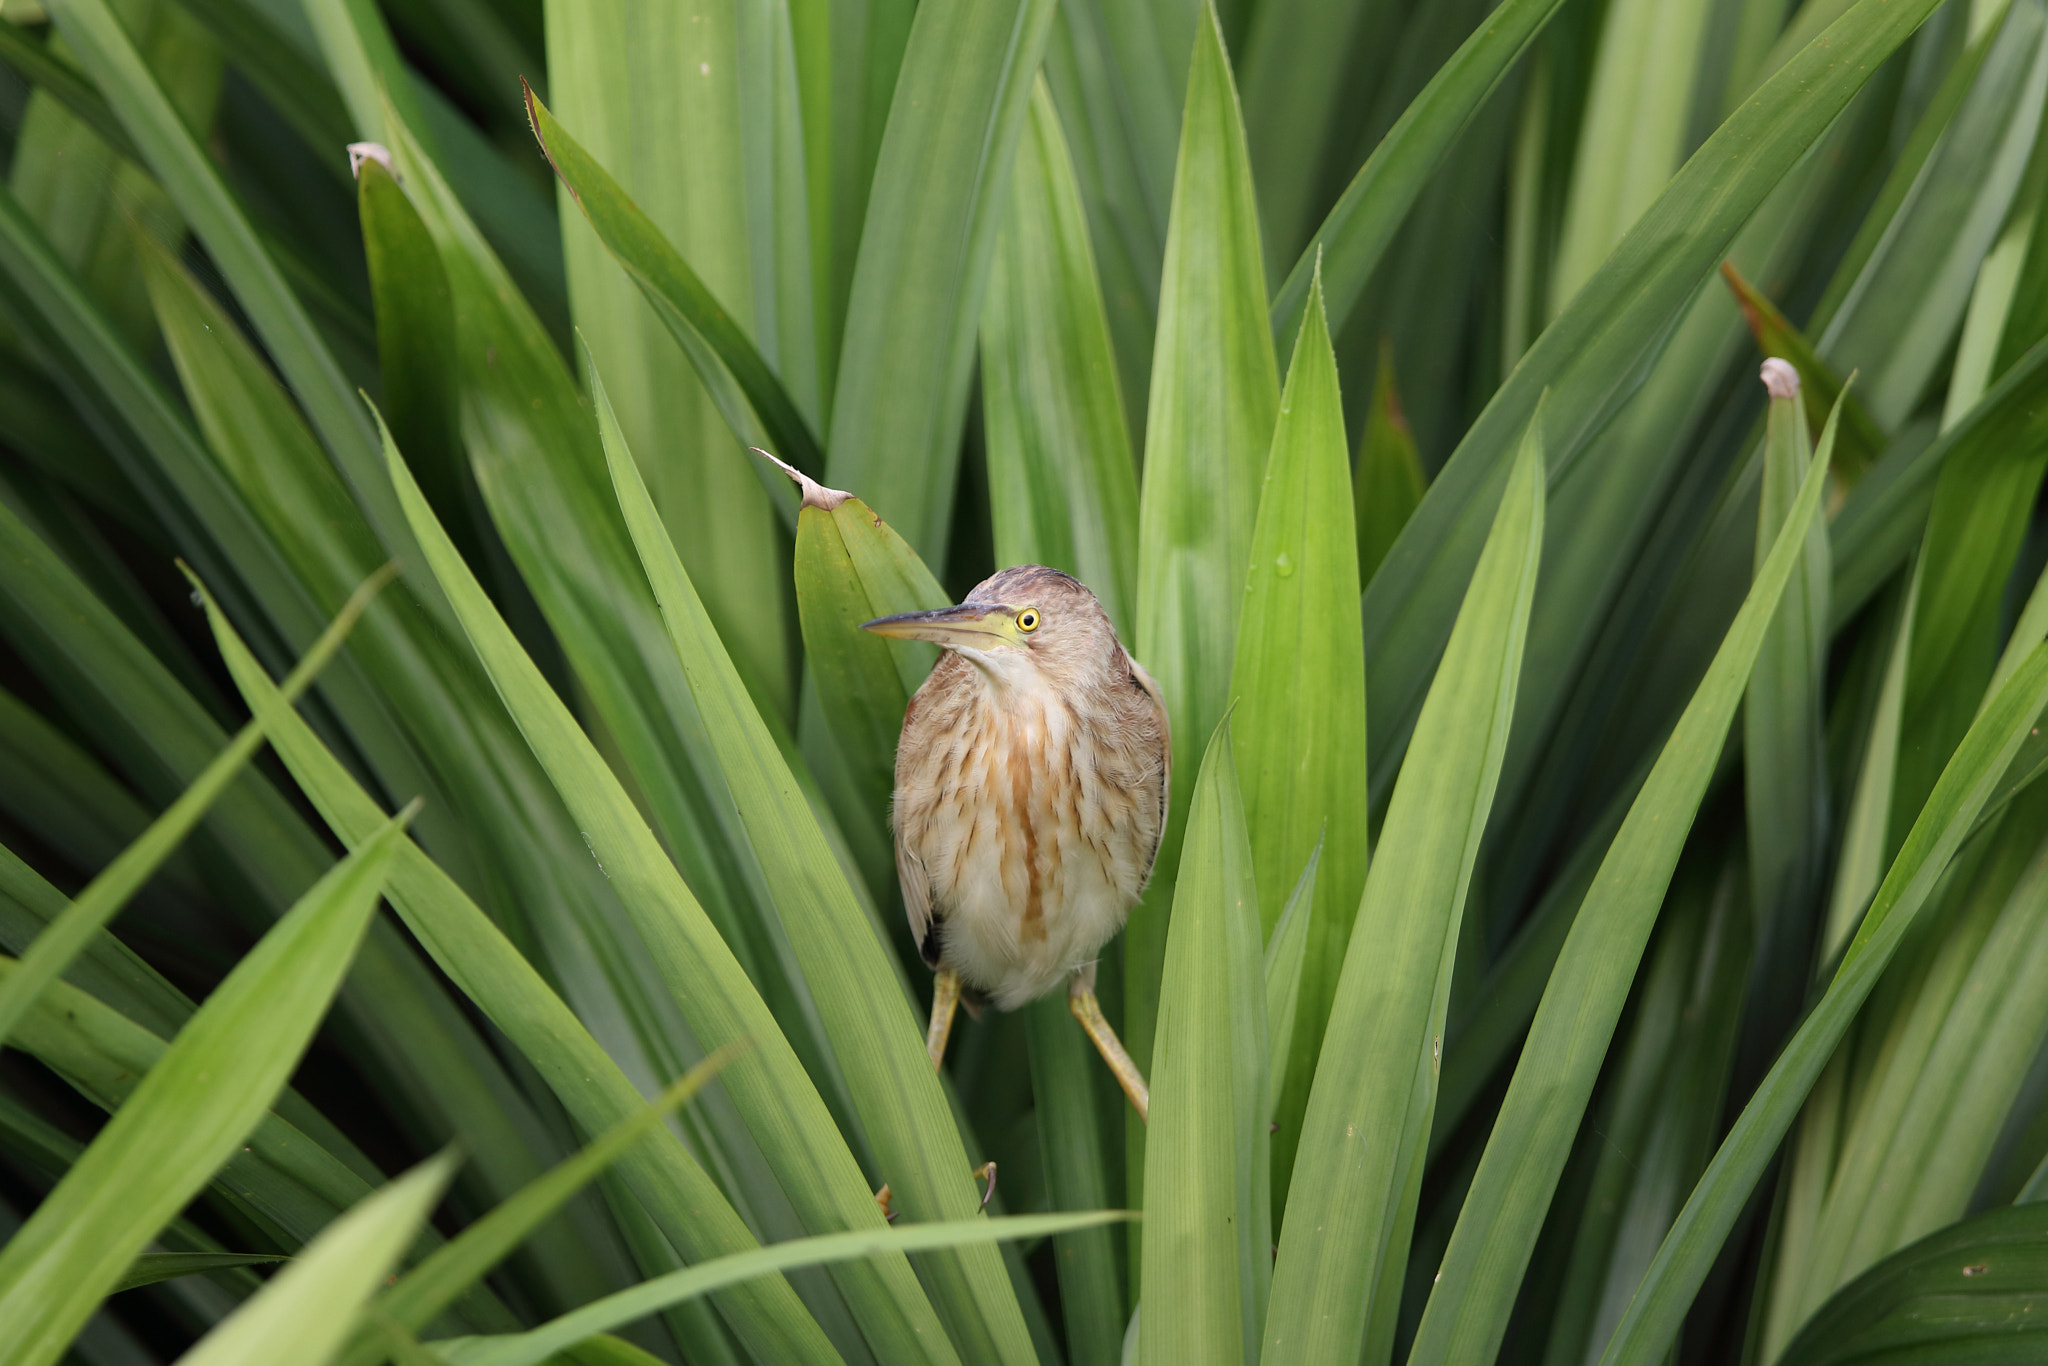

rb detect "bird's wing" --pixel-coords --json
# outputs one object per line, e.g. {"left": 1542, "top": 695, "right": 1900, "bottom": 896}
{"left": 1125, "top": 653, "right": 1172, "bottom": 886}
{"left": 896, "top": 831, "right": 935, "bottom": 956}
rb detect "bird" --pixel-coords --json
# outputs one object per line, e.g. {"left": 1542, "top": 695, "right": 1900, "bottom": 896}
{"left": 864, "top": 565, "right": 1169, "bottom": 1120}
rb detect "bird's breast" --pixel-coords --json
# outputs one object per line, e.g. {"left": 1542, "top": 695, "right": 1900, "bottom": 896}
{"left": 900, "top": 681, "right": 1154, "bottom": 1008}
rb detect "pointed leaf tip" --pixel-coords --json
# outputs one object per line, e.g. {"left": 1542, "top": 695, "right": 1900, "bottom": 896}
{"left": 749, "top": 447, "right": 850, "bottom": 511}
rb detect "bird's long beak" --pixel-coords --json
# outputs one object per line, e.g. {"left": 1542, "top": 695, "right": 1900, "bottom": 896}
{"left": 861, "top": 603, "right": 1021, "bottom": 649}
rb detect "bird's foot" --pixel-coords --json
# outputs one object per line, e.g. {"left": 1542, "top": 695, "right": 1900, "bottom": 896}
{"left": 875, "top": 1183, "right": 896, "bottom": 1222}
{"left": 974, "top": 1160, "right": 997, "bottom": 1212}
{"left": 1069, "top": 977, "right": 1150, "bottom": 1122}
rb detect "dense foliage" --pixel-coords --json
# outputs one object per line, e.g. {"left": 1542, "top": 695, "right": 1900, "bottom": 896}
{"left": 2, "top": 0, "right": 2048, "bottom": 1362}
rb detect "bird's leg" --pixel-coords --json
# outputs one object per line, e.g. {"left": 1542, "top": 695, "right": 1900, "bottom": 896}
{"left": 1069, "top": 964, "right": 1149, "bottom": 1122}
{"left": 927, "top": 967, "right": 963, "bottom": 1070}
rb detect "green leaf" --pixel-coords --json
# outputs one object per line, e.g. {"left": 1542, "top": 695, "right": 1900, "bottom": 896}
{"left": 43, "top": 0, "right": 403, "bottom": 568}
{"left": 1262, "top": 841, "right": 1321, "bottom": 1125}
{"left": 435, "top": 1213, "right": 1133, "bottom": 1366}
{"left": 1774, "top": 1200, "right": 2048, "bottom": 1366}
{"left": 522, "top": 80, "right": 824, "bottom": 482}
{"left": 980, "top": 77, "right": 1142, "bottom": 636}
{"left": 1130, "top": 3, "right": 1281, "bottom": 1165}
{"left": 112, "top": 1253, "right": 289, "bottom": 1295}
{"left": 588, "top": 339, "right": 1039, "bottom": 1364}
{"left": 826, "top": 0, "right": 1059, "bottom": 563}
{"left": 1266, "top": 411, "right": 1543, "bottom": 1364}
{"left": 0, "top": 21, "right": 138, "bottom": 161}
{"left": 173, "top": 1157, "right": 455, "bottom": 1366}
{"left": 1819, "top": 0, "right": 2048, "bottom": 429}
{"left": 377, "top": 404, "right": 963, "bottom": 1365}
{"left": 1269, "top": 0, "right": 1567, "bottom": 354}
{"left": 0, "top": 565, "right": 384, "bottom": 1050}
{"left": 0, "top": 810, "right": 409, "bottom": 1366}
{"left": 191, "top": 583, "right": 844, "bottom": 1366}
{"left": 1226, "top": 266, "right": 1369, "bottom": 1205}
{"left": 1407, "top": 401, "right": 1832, "bottom": 1365}
{"left": 1742, "top": 363, "right": 1831, "bottom": 1077}
{"left": 1141, "top": 713, "right": 1269, "bottom": 1366}
{"left": 1721, "top": 262, "right": 1887, "bottom": 481}
{"left": 1600, "top": 644, "right": 2048, "bottom": 1364}
{"left": 1353, "top": 342, "right": 1426, "bottom": 589}
{"left": 1026, "top": 990, "right": 1128, "bottom": 1366}
{"left": 1358, "top": 0, "right": 1943, "bottom": 785}
{"left": 1889, "top": 369, "right": 2048, "bottom": 855}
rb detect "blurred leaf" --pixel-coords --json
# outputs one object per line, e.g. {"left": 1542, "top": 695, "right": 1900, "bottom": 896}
{"left": 1819, "top": 0, "right": 2048, "bottom": 429}
{"left": 826, "top": 0, "right": 1058, "bottom": 563}
{"left": 111, "top": 1252, "right": 288, "bottom": 1294}
{"left": 1270, "top": 0, "right": 1566, "bottom": 356}
{"left": 1408, "top": 405, "right": 1830, "bottom": 1365}
{"left": 1773, "top": 781, "right": 2048, "bottom": 1343}
{"left": 435, "top": 1213, "right": 1133, "bottom": 1366}
{"left": 45, "top": 0, "right": 407, "bottom": 567}
{"left": 980, "top": 78, "right": 1141, "bottom": 636}
{"left": 1227, "top": 268, "right": 1369, "bottom": 1205}
{"left": 1262, "top": 842, "right": 1320, "bottom": 1125}
{"left": 1775, "top": 1200, "right": 2048, "bottom": 1366}
{"left": 522, "top": 82, "right": 822, "bottom": 488}
{"left": 590, "top": 342, "right": 1039, "bottom": 1363}
{"left": 1539, "top": 848, "right": 1749, "bottom": 1366}
{"left": 527, "top": 46, "right": 804, "bottom": 718}
{"left": 194, "top": 586, "right": 843, "bottom": 1366}
{"left": 0, "top": 566, "right": 384, "bottom": 1049}
{"left": 173, "top": 1157, "right": 454, "bottom": 1366}
{"left": 1597, "top": 652, "right": 2048, "bottom": 1362}
{"left": 1142, "top": 713, "right": 1269, "bottom": 1366}
{"left": 0, "top": 20, "right": 137, "bottom": 160}
{"left": 367, "top": 1053, "right": 739, "bottom": 1351}
{"left": 1889, "top": 383, "right": 2048, "bottom": 858}
{"left": 1354, "top": 341, "right": 1426, "bottom": 589}
{"left": 1130, "top": 4, "right": 1281, "bottom": 1174}
{"left": 0, "top": 810, "right": 408, "bottom": 1366}
{"left": 378, "top": 407, "right": 965, "bottom": 1365}
{"left": 1546, "top": 0, "right": 1717, "bottom": 312}
{"left": 1832, "top": 338, "right": 2048, "bottom": 630}
{"left": 1359, "top": 0, "right": 1944, "bottom": 788}
{"left": 1721, "top": 262, "right": 1887, "bottom": 481}
{"left": 1269, "top": 414, "right": 1542, "bottom": 1365}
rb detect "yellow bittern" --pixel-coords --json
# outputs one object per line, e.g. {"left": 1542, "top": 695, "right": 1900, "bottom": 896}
{"left": 864, "top": 566, "right": 1169, "bottom": 1120}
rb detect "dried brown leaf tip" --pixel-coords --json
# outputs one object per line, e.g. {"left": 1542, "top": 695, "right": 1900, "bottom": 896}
{"left": 749, "top": 447, "right": 850, "bottom": 511}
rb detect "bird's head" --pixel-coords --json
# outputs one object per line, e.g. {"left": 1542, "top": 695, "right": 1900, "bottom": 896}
{"left": 861, "top": 566, "right": 1120, "bottom": 690}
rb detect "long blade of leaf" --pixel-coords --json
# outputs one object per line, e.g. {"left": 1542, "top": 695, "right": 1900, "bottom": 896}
{"left": 190, "top": 582, "right": 846, "bottom": 1366}
{"left": 0, "top": 810, "right": 410, "bottom": 1366}
{"left": 376, "top": 407, "right": 962, "bottom": 1365}
{"left": 1141, "top": 713, "right": 1268, "bottom": 1366}
{"left": 0, "top": 565, "right": 387, "bottom": 1049}
{"left": 826, "top": 0, "right": 1060, "bottom": 563}
{"left": 173, "top": 1157, "right": 456, "bottom": 1366}
{"left": 437, "top": 1213, "right": 1132, "bottom": 1366}
{"left": 1358, "top": 0, "right": 1943, "bottom": 787}
{"left": 1597, "top": 642, "right": 2048, "bottom": 1364}
{"left": 522, "top": 82, "right": 825, "bottom": 483}
{"left": 588, "top": 340, "right": 1038, "bottom": 1364}
{"left": 1227, "top": 266, "right": 1370, "bottom": 1205}
{"left": 1266, "top": 409, "right": 1544, "bottom": 1364}
{"left": 979, "top": 77, "right": 1141, "bottom": 635}
{"left": 1406, "top": 399, "right": 1834, "bottom": 1365}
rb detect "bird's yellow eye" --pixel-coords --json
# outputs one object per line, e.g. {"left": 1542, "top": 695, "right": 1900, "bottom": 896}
{"left": 1017, "top": 608, "right": 1041, "bottom": 633}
